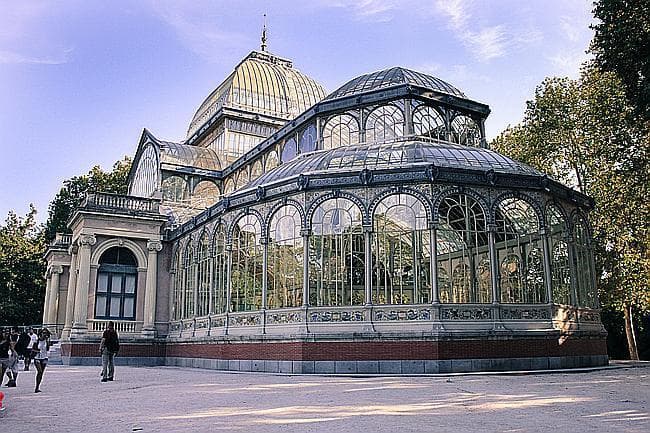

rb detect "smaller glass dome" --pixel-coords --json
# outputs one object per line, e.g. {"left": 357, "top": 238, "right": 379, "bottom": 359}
{"left": 246, "top": 139, "right": 541, "bottom": 189}
{"left": 158, "top": 141, "right": 222, "bottom": 171}
{"left": 325, "top": 67, "right": 466, "bottom": 101}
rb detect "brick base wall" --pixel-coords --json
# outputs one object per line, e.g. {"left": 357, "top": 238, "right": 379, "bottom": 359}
{"left": 61, "top": 334, "right": 607, "bottom": 373}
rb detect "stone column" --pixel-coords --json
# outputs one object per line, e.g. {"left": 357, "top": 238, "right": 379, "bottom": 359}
{"left": 71, "top": 234, "right": 96, "bottom": 336}
{"left": 46, "top": 265, "right": 63, "bottom": 328}
{"left": 62, "top": 246, "right": 78, "bottom": 338}
{"left": 142, "top": 240, "right": 163, "bottom": 337}
{"left": 42, "top": 270, "right": 52, "bottom": 325}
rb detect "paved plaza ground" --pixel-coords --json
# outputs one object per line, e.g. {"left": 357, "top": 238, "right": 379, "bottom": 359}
{"left": 0, "top": 362, "right": 648, "bottom": 432}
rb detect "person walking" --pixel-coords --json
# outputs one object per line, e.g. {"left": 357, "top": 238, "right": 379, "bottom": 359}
{"left": 4, "top": 328, "right": 20, "bottom": 387}
{"left": 24, "top": 328, "right": 37, "bottom": 371}
{"left": 33, "top": 329, "right": 50, "bottom": 393}
{"left": 0, "top": 330, "right": 11, "bottom": 382}
{"left": 99, "top": 321, "right": 119, "bottom": 382}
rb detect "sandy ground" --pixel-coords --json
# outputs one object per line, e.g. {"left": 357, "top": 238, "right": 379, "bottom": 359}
{"left": 0, "top": 363, "right": 648, "bottom": 433}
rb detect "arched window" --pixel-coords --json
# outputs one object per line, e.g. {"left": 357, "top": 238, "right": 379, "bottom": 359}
{"left": 223, "top": 178, "right": 235, "bottom": 195}
{"left": 172, "top": 246, "right": 183, "bottom": 320}
{"left": 309, "top": 198, "right": 364, "bottom": 306}
{"left": 212, "top": 224, "right": 228, "bottom": 314}
{"left": 265, "top": 151, "right": 279, "bottom": 171}
{"left": 437, "top": 194, "right": 490, "bottom": 303}
{"left": 268, "top": 206, "right": 303, "bottom": 309}
{"left": 162, "top": 175, "right": 188, "bottom": 202}
{"left": 495, "top": 198, "right": 545, "bottom": 303}
{"left": 250, "top": 160, "right": 263, "bottom": 182}
{"left": 365, "top": 105, "right": 404, "bottom": 143}
{"left": 451, "top": 115, "right": 481, "bottom": 146}
{"left": 196, "top": 231, "right": 211, "bottom": 317}
{"left": 322, "top": 114, "right": 360, "bottom": 150}
{"left": 231, "top": 215, "right": 263, "bottom": 312}
{"left": 182, "top": 241, "right": 196, "bottom": 318}
{"left": 192, "top": 180, "right": 219, "bottom": 209}
{"left": 412, "top": 105, "right": 446, "bottom": 141}
{"left": 281, "top": 137, "right": 297, "bottom": 163}
{"left": 372, "top": 194, "right": 430, "bottom": 305}
{"left": 236, "top": 171, "right": 250, "bottom": 189}
{"left": 299, "top": 124, "right": 317, "bottom": 154}
{"left": 574, "top": 215, "right": 596, "bottom": 308}
{"left": 131, "top": 144, "right": 158, "bottom": 198}
{"left": 95, "top": 247, "right": 138, "bottom": 320}
{"left": 547, "top": 204, "right": 570, "bottom": 304}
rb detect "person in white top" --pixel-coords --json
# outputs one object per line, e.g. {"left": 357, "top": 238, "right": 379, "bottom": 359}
{"left": 24, "top": 328, "right": 38, "bottom": 371}
{"left": 33, "top": 329, "right": 50, "bottom": 393}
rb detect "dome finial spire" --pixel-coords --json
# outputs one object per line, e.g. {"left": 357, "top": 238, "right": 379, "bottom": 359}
{"left": 261, "top": 14, "right": 268, "bottom": 52}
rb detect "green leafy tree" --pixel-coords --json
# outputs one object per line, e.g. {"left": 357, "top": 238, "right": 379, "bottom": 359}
{"left": 0, "top": 206, "right": 46, "bottom": 326}
{"left": 492, "top": 67, "right": 650, "bottom": 360}
{"left": 590, "top": 0, "right": 650, "bottom": 122}
{"left": 44, "top": 157, "right": 131, "bottom": 241}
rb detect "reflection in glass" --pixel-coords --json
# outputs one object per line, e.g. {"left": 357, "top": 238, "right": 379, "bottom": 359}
{"left": 268, "top": 206, "right": 303, "bottom": 308}
{"left": 231, "top": 215, "right": 263, "bottom": 311}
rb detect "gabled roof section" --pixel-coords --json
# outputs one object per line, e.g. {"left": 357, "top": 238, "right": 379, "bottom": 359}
{"left": 325, "top": 67, "right": 466, "bottom": 101}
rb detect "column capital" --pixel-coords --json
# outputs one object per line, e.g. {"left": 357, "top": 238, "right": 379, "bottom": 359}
{"left": 51, "top": 264, "right": 64, "bottom": 274}
{"left": 68, "top": 244, "right": 78, "bottom": 255}
{"left": 78, "top": 234, "right": 97, "bottom": 247}
{"left": 147, "top": 240, "right": 163, "bottom": 252}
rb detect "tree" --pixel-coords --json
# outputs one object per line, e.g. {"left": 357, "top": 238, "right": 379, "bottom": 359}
{"left": 492, "top": 66, "right": 650, "bottom": 360}
{"left": 590, "top": 0, "right": 650, "bottom": 122}
{"left": 0, "top": 206, "right": 46, "bottom": 326}
{"left": 44, "top": 157, "right": 131, "bottom": 241}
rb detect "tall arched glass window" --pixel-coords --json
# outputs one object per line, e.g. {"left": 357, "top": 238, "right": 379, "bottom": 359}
{"left": 131, "top": 144, "right": 158, "bottom": 198}
{"left": 281, "top": 137, "right": 297, "bottom": 163}
{"left": 574, "top": 216, "right": 596, "bottom": 308}
{"left": 196, "top": 231, "right": 211, "bottom": 317}
{"left": 322, "top": 114, "right": 360, "bottom": 150}
{"left": 268, "top": 206, "right": 303, "bottom": 309}
{"left": 547, "top": 204, "right": 570, "bottom": 305}
{"left": 95, "top": 247, "right": 138, "bottom": 320}
{"left": 412, "top": 105, "right": 446, "bottom": 141}
{"left": 223, "top": 178, "right": 235, "bottom": 195}
{"left": 365, "top": 105, "right": 404, "bottom": 143}
{"left": 437, "top": 194, "right": 491, "bottom": 303}
{"left": 495, "top": 198, "right": 545, "bottom": 303}
{"left": 182, "top": 242, "right": 196, "bottom": 318}
{"left": 299, "top": 124, "right": 317, "bottom": 154}
{"left": 451, "top": 115, "right": 481, "bottom": 146}
{"left": 372, "top": 194, "right": 430, "bottom": 305}
{"left": 172, "top": 247, "right": 183, "bottom": 320}
{"left": 309, "top": 198, "right": 364, "bottom": 306}
{"left": 231, "top": 215, "right": 263, "bottom": 312}
{"left": 212, "top": 224, "right": 228, "bottom": 314}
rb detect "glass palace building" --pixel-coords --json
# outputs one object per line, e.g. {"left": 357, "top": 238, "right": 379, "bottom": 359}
{"left": 43, "top": 46, "right": 608, "bottom": 373}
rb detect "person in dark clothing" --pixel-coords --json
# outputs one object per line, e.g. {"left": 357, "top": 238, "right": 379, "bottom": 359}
{"left": 99, "top": 321, "right": 119, "bottom": 382}
{"left": 0, "top": 330, "right": 11, "bottom": 382}
{"left": 4, "top": 328, "right": 20, "bottom": 387}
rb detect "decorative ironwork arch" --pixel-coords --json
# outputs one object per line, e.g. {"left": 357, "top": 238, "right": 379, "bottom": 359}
{"left": 368, "top": 187, "right": 434, "bottom": 224}
{"left": 491, "top": 191, "right": 544, "bottom": 230}
{"left": 265, "top": 199, "right": 306, "bottom": 234}
{"left": 228, "top": 208, "right": 265, "bottom": 240}
{"left": 306, "top": 190, "right": 368, "bottom": 228}
{"left": 432, "top": 187, "right": 490, "bottom": 224}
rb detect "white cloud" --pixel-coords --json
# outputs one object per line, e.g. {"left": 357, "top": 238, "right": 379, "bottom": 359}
{"left": 0, "top": 2, "right": 73, "bottom": 66}
{"left": 148, "top": 1, "right": 250, "bottom": 62}
{"left": 319, "top": 0, "right": 397, "bottom": 23}
{"left": 548, "top": 51, "right": 591, "bottom": 78}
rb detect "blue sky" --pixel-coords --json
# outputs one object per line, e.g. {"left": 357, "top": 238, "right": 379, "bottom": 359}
{"left": 0, "top": 0, "right": 594, "bottom": 223}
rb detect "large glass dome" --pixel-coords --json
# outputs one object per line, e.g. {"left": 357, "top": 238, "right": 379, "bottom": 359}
{"left": 187, "top": 50, "right": 327, "bottom": 138}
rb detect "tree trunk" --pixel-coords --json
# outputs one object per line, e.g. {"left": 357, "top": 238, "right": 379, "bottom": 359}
{"left": 623, "top": 304, "right": 640, "bottom": 360}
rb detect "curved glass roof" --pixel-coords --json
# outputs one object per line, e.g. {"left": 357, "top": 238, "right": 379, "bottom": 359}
{"left": 187, "top": 51, "right": 326, "bottom": 138}
{"left": 325, "top": 67, "right": 466, "bottom": 101}
{"left": 247, "top": 140, "right": 541, "bottom": 189}
{"left": 158, "top": 140, "right": 222, "bottom": 171}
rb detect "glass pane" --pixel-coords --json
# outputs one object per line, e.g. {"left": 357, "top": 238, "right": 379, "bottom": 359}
{"left": 111, "top": 274, "right": 122, "bottom": 293}
{"left": 95, "top": 295, "right": 107, "bottom": 316}
{"left": 123, "top": 297, "right": 134, "bottom": 318}
{"left": 97, "top": 273, "right": 109, "bottom": 293}
{"left": 124, "top": 275, "right": 136, "bottom": 294}
{"left": 110, "top": 297, "right": 121, "bottom": 317}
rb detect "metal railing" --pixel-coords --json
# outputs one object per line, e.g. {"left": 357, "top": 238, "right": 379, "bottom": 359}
{"left": 89, "top": 319, "right": 140, "bottom": 333}
{"left": 82, "top": 192, "right": 160, "bottom": 213}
